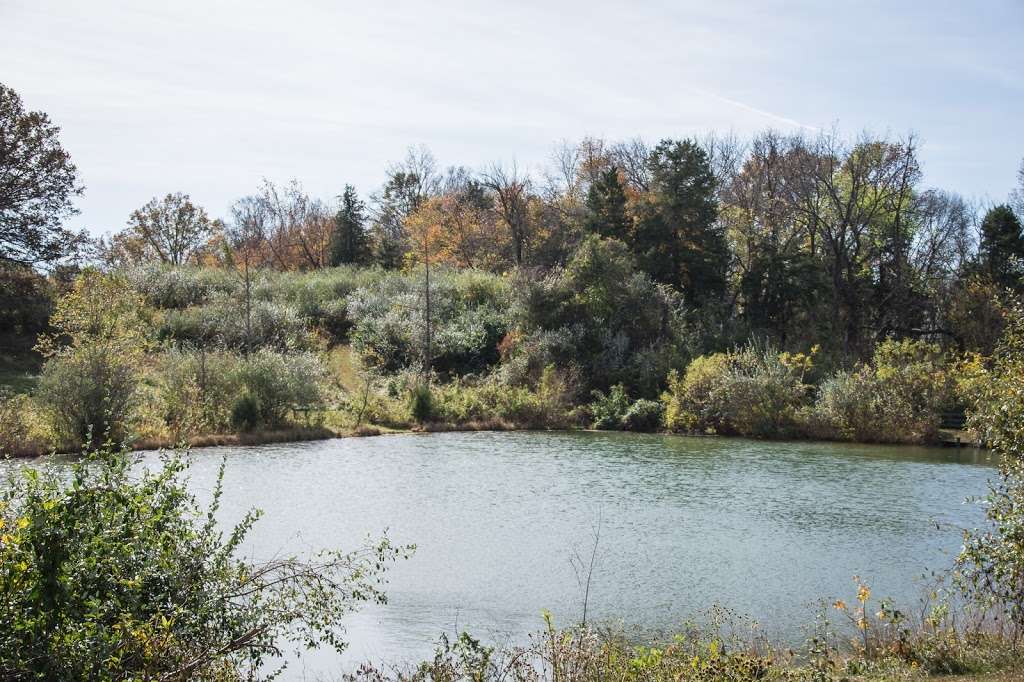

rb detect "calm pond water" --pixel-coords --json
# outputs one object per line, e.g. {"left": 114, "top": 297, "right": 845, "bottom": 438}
{"left": 14, "top": 431, "right": 998, "bottom": 677}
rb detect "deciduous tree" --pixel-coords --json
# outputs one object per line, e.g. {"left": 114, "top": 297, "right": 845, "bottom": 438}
{"left": 0, "top": 83, "right": 85, "bottom": 266}
{"left": 123, "top": 192, "right": 213, "bottom": 266}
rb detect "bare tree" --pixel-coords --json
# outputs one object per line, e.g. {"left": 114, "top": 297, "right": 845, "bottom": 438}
{"left": 547, "top": 138, "right": 583, "bottom": 203}
{"left": 257, "top": 179, "right": 331, "bottom": 270}
{"left": 226, "top": 195, "right": 270, "bottom": 355}
{"left": 699, "top": 130, "right": 748, "bottom": 196}
{"left": 1011, "top": 158, "right": 1024, "bottom": 222}
{"left": 911, "top": 190, "right": 974, "bottom": 284}
{"left": 609, "top": 137, "right": 652, "bottom": 192}
{"left": 483, "top": 162, "right": 531, "bottom": 266}
{"left": 369, "top": 146, "right": 442, "bottom": 267}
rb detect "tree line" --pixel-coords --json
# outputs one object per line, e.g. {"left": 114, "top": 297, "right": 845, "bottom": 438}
{"left": 3, "top": 81, "right": 1024, "bottom": 365}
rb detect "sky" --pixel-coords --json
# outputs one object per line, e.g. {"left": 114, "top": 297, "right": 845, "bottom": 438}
{"left": 3, "top": 0, "right": 1023, "bottom": 237}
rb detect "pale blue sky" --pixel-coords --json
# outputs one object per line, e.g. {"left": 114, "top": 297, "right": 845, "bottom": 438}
{"left": 3, "top": 0, "right": 1022, "bottom": 235}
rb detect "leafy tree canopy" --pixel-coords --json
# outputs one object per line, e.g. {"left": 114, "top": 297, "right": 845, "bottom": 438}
{"left": 0, "top": 83, "right": 85, "bottom": 266}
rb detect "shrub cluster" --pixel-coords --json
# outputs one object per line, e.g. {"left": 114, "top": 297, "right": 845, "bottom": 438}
{"left": 662, "top": 345, "right": 811, "bottom": 438}
{"left": 0, "top": 391, "right": 50, "bottom": 456}
{"left": 660, "top": 340, "right": 952, "bottom": 443}
{"left": 125, "top": 264, "right": 388, "bottom": 348}
{"left": 807, "top": 340, "right": 952, "bottom": 443}
{"left": 153, "top": 348, "right": 329, "bottom": 437}
{"left": 156, "top": 298, "right": 319, "bottom": 352}
{"left": 504, "top": 236, "right": 690, "bottom": 400}
{"left": 370, "top": 365, "right": 574, "bottom": 429}
{"left": 588, "top": 384, "right": 664, "bottom": 431}
{"left": 348, "top": 268, "right": 511, "bottom": 377}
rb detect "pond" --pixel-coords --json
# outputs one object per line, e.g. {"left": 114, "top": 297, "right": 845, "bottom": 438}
{"left": 20, "top": 431, "right": 1000, "bottom": 676}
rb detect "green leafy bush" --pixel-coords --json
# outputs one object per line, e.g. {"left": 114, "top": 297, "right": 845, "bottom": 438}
{"left": 589, "top": 384, "right": 632, "bottom": 430}
{"left": 426, "top": 366, "right": 573, "bottom": 429}
{"left": 623, "top": 398, "right": 664, "bottom": 432}
{"left": 408, "top": 382, "right": 436, "bottom": 423}
{"left": 234, "top": 350, "right": 327, "bottom": 427}
{"left": 0, "top": 391, "right": 50, "bottom": 456}
{"left": 153, "top": 348, "right": 244, "bottom": 437}
{"left": 589, "top": 385, "right": 666, "bottom": 432}
{"left": 662, "top": 354, "right": 731, "bottom": 433}
{"left": 957, "top": 304, "right": 1024, "bottom": 631}
{"left": 0, "top": 445, "right": 407, "bottom": 679}
{"left": 230, "top": 393, "right": 262, "bottom": 432}
{"left": 32, "top": 270, "right": 153, "bottom": 447}
{"left": 152, "top": 348, "right": 329, "bottom": 436}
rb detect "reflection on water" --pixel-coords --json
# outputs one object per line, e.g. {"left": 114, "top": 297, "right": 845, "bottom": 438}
{"left": 5, "top": 431, "right": 995, "bottom": 677}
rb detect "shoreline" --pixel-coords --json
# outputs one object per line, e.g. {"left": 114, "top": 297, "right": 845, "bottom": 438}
{"left": 4, "top": 420, "right": 984, "bottom": 460}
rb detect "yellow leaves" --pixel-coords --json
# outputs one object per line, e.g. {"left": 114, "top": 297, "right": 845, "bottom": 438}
{"left": 16, "top": 517, "right": 28, "bottom": 530}
{"left": 35, "top": 269, "right": 152, "bottom": 359}
{"left": 833, "top": 599, "right": 847, "bottom": 611}
{"left": 857, "top": 584, "right": 871, "bottom": 604}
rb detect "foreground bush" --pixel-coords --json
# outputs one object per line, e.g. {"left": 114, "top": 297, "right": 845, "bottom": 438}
{"left": 662, "top": 345, "right": 811, "bottom": 437}
{"left": 350, "top": 603, "right": 1022, "bottom": 681}
{"left": 0, "top": 445, "right": 409, "bottom": 680}
{"left": 958, "top": 303, "right": 1024, "bottom": 633}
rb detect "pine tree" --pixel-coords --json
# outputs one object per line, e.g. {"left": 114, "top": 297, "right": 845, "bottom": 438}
{"left": 633, "top": 139, "right": 725, "bottom": 305}
{"left": 979, "top": 204, "right": 1024, "bottom": 290}
{"left": 330, "top": 185, "right": 371, "bottom": 266}
{"left": 585, "top": 166, "right": 630, "bottom": 241}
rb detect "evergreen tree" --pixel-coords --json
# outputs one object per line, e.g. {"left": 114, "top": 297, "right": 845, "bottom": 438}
{"left": 633, "top": 139, "right": 726, "bottom": 305}
{"left": 330, "top": 185, "right": 371, "bottom": 266}
{"left": 979, "top": 204, "right": 1024, "bottom": 290}
{"left": 585, "top": 166, "right": 630, "bottom": 240}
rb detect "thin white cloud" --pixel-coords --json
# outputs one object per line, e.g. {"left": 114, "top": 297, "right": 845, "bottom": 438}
{"left": 687, "top": 86, "right": 819, "bottom": 132}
